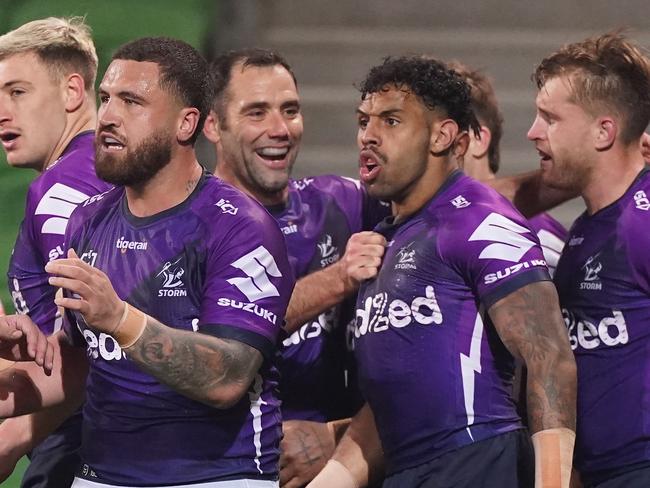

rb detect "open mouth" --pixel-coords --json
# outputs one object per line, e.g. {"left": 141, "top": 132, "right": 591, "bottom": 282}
{"left": 255, "top": 146, "right": 290, "bottom": 167}
{"left": 359, "top": 149, "right": 382, "bottom": 182}
{"left": 99, "top": 134, "right": 125, "bottom": 151}
{"left": 0, "top": 131, "right": 19, "bottom": 149}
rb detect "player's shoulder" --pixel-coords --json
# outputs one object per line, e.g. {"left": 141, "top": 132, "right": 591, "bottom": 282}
{"left": 193, "top": 175, "right": 280, "bottom": 232}
{"left": 619, "top": 169, "right": 650, "bottom": 223}
{"left": 528, "top": 212, "right": 567, "bottom": 239}
{"left": 290, "top": 174, "right": 363, "bottom": 200}
{"left": 425, "top": 172, "right": 529, "bottom": 231}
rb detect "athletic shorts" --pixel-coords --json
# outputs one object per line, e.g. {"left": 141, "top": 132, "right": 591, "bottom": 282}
{"left": 382, "top": 429, "right": 534, "bottom": 488}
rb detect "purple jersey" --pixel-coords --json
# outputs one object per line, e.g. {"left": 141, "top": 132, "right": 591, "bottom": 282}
{"left": 7, "top": 131, "right": 111, "bottom": 333}
{"left": 63, "top": 174, "right": 294, "bottom": 485}
{"left": 273, "top": 175, "right": 389, "bottom": 421}
{"left": 353, "top": 172, "right": 550, "bottom": 475}
{"left": 554, "top": 168, "right": 650, "bottom": 475}
{"left": 528, "top": 212, "right": 567, "bottom": 277}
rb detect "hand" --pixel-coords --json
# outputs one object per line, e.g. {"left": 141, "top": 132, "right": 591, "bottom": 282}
{"left": 0, "top": 314, "right": 53, "bottom": 374}
{"left": 337, "top": 231, "right": 386, "bottom": 292}
{"left": 280, "top": 420, "right": 336, "bottom": 488}
{"left": 46, "top": 249, "right": 124, "bottom": 334}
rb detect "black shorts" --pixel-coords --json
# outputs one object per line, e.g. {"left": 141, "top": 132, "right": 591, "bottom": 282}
{"left": 21, "top": 410, "right": 82, "bottom": 488}
{"left": 382, "top": 429, "right": 534, "bottom": 488}
{"left": 583, "top": 460, "right": 650, "bottom": 488}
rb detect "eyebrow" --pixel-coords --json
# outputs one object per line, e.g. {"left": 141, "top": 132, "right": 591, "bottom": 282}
{"left": 2, "top": 80, "right": 33, "bottom": 89}
{"left": 356, "top": 108, "right": 403, "bottom": 117}
{"left": 98, "top": 89, "right": 148, "bottom": 104}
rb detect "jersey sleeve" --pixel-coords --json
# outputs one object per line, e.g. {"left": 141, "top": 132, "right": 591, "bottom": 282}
{"left": 441, "top": 205, "right": 551, "bottom": 309}
{"left": 199, "top": 211, "right": 295, "bottom": 358}
{"left": 623, "top": 202, "right": 650, "bottom": 295}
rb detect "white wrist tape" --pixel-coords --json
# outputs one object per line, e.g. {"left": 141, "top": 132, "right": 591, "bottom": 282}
{"left": 532, "top": 427, "right": 576, "bottom": 488}
{"left": 307, "top": 459, "right": 358, "bottom": 488}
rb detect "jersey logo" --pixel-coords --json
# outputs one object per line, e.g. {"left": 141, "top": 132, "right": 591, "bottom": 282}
{"left": 580, "top": 254, "right": 603, "bottom": 291}
{"left": 469, "top": 213, "right": 535, "bottom": 262}
{"left": 317, "top": 234, "right": 340, "bottom": 267}
{"left": 34, "top": 183, "right": 90, "bottom": 235}
{"left": 395, "top": 242, "right": 417, "bottom": 270}
{"left": 227, "top": 246, "right": 282, "bottom": 301}
{"left": 215, "top": 198, "right": 239, "bottom": 215}
{"left": 450, "top": 194, "right": 471, "bottom": 208}
{"left": 157, "top": 258, "right": 187, "bottom": 297}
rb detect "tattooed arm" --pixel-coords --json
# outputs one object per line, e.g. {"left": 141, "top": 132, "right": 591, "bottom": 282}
{"left": 126, "top": 318, "right": 262, "bottom": 408}
{"left": 488, "top": 280, "right": 576, "bottom": 432}
{"left": 47, "top": 249, "right": 263, "bottom": 409}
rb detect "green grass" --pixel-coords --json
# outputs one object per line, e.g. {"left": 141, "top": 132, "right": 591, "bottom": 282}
{"left": 0, "top": 1, "right": 215, "bottom": 483}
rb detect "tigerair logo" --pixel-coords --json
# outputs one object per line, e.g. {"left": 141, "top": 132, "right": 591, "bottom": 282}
{"left": 115, "top": 236, "right": 148, "bottom": 253}
{"left": 157, "top": 258, "right": 187, "bottom": 297}
{"left": 282, "top": 223, "right": 298, "bottom": 235}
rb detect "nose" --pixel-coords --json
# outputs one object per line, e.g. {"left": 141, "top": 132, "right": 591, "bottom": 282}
{"left": 97, "top": 98, "right": 121, "bottom": 130}
{"left": 527, "top": 115, "right": 545, "bottom": 141}
{"left": 267, "top": 111, "right": 289, "bottom": 139}
{"left": 359, "top": 118, "right": 380, "bottom": 148}
{"left": 0, "top": 97, "right": 12, "bottom": 125}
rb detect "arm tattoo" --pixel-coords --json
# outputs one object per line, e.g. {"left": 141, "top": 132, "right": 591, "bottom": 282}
{"left": 489, "top": 280, "right": 576, "bottom": 433}
{"left": 125, "top": 318, "right": 263, "bottom": 407}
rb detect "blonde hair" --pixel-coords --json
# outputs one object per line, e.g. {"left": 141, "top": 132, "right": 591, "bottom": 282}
{"left": 0, "top": 17, "right": 98, "bottom": 90}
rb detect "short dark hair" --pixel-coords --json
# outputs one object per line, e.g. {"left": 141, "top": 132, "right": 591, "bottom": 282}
{"left": 359, "top": 56, "right": 480, "bottom": 138}
{"left": 209, "top": 48, "right": 297, "bottom": 127}
{"left": 534, "top": 32, "right": 650, "bottom": 145}
{"left": 113, "top": 37, "right": 213, "bottom": 145}
{"left": 448, "top": 62, "right": 504, "bottom": 174}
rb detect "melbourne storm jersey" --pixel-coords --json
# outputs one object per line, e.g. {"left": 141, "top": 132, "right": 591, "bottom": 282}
{"left": 8, "top": 131, "right": 111, "bottom": 333}
{"left": 354, "top": 171, "right": 550, "bottom": 475}
{"left": 554, "top": 168, "right": 650, "bottom": 475}
{"left": 273, "top": 175, "right": 389, "bottom": 421}
{"left": 528, "top": 212, "right": 567, "bottom": 277}
{"left": 63, "top": 173, "right": 294, "bottom": 486}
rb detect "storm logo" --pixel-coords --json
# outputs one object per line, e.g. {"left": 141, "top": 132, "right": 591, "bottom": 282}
{"left": 157, "top": 258, "right": 187, "bottom": 297}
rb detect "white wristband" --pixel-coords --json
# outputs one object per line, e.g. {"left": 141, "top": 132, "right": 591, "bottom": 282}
{"left": 307, "top": 459, "right": 358, "bottom": 488}
{"left": 532, "top": 427, "right": 576, "bottom": 488}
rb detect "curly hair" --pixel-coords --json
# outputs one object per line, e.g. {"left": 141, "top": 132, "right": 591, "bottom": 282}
{"left": 447, "top": 61, "right": 504, "bottom": 174}
{"left": 113, "top": 37, "right": 214, "bottom": 145}
{"left": 359, "top": 56, "right": 480, "bottom": 137}
{"left": 534, "top": 31, "right": 650, "bottom": 144}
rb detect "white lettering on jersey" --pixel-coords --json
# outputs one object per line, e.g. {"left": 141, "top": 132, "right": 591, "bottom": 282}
{"left": 460, "top": 312, "right": 484, "bottom": 440}
{"left": 469, "top": 213, "right": 535, "bottom": 262}
{"left": 355, "top": 286, "right": 443, "bottom": 337}
{"left": 634, "top": 190, "right": 650, "bottom": 211}
{"left": 283, "top": 309, "right": 335, "bottom": 346}
{"left": 34, "top": 183, "right": 90, "bottom": 235}
{"left": 83, "top": 329, "right": 126, "bottom": 361}
{"left": 227, "top": 246, "right": 282, "bottom": 302}
{"left": 565, "top": 308, "right": 629, "bottom": 351}
{"left": 11, "top": 277, "right": 29, "bottom": 315}
{"left": 248, "top": 374, "right": 266, "bottom": 475}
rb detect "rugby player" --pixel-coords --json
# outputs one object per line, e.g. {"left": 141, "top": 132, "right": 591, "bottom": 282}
{"left": 309, "top": 56, "right": 576, "bottom": 488}
{"left": 529, "top": 32, "right": 650, "bottom": 487}
{"left": 0, "top": 37, "right": 294, "bottom": 488}
{"left": 0, "top": 17, "right": 110, "bottom": 487}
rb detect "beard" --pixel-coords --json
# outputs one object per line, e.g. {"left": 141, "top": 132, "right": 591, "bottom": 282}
{"left": 95, "top": 130, "right": 173, "bottom": 187}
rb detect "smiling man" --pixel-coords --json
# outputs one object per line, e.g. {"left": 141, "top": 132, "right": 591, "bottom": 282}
{"left": 309, "top": 56, "right": 576, "bottom": 488}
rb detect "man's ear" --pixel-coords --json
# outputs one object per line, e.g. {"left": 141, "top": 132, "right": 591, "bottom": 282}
{"left": 469, "top": 126, "right": 491, "bottom": 160}
{"left": 431, "top": 119, "right": 459, "bottom": 155}
{"left": 594, "top": 116, "right": 616, "bottom": 151}
{"left": 453, "top": 131, "right": 470, "bottom": 162}
{"left": 177, "top": 107, "right": 201, "bottom": 144}
{"left": 641, "top": 132, "right": 650, "bottom": 161}
{"left": 63, "top": 73, "right": 87, "bottom": 113}
{"left": 203, "top": 110, "right": 221, "bottom": 144}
